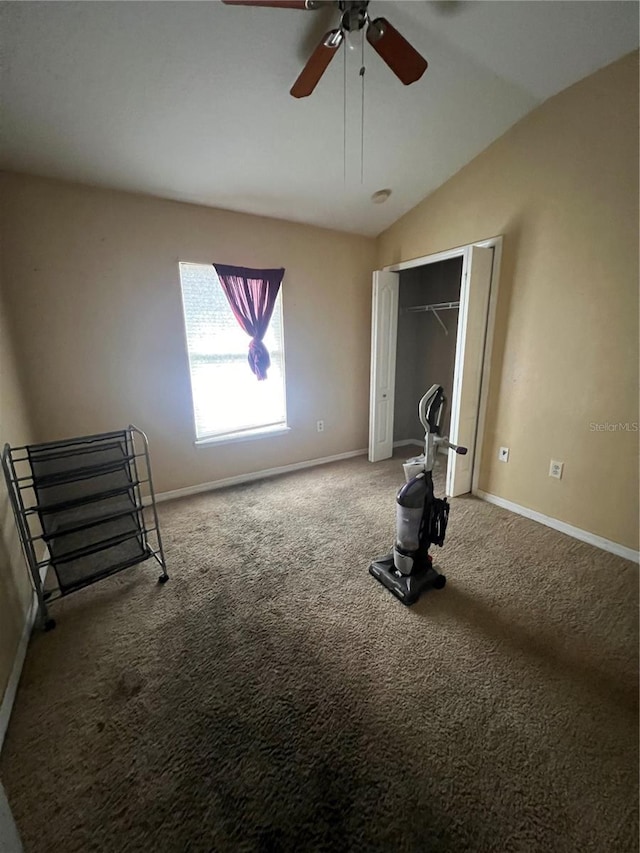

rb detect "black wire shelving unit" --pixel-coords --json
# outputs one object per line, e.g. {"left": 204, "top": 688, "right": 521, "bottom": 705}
{"left": 2, "top": 425, "right": 169, "bottom": 630}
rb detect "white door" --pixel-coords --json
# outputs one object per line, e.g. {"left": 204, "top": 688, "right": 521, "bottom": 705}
{"left": 368, "top": 271, "right": 399, "bottom": 462}
{"left": 446, "top": 245, "right": 494, "bottom": 496}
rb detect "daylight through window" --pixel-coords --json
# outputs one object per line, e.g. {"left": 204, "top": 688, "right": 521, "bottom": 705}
{"left": 179, "top": 262, "right": 287, "bottom": 441}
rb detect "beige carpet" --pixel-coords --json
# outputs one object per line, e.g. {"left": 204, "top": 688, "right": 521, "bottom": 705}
{"left": 1, "top": 452, "right": 638, "bottom": 852}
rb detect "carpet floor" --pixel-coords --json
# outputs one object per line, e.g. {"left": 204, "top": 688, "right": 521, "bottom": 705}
{"left": 1, "top": 452, "right": 638, "bottom": 853}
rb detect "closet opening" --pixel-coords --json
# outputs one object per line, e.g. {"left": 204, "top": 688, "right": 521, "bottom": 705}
{"left": 394, "top": 257, "right": 462, "bottom": 490}
{"left": 368, "top": 237, "right": 502, "bottom": 497}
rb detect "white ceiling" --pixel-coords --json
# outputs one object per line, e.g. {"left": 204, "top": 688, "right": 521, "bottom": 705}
{"left": 1, "top": 1, "right": 637, "bottom": 236}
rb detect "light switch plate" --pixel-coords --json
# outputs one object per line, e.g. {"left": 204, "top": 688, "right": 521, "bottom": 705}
{"left": 498, "top": 447, "right": 509, "bottom": 462}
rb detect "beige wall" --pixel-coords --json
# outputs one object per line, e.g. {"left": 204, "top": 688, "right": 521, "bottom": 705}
{"left": 378, "top": 51, "right": 639, "bottom": 551}
{"left": 0, "top": 275, "right": 35, "bottom": 704}
{"left": 0, "top": 173, "right": 376, "bottom": 495}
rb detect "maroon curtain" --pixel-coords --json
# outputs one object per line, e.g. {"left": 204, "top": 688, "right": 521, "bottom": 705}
{"left": 213, "top": 264, "right": 285, "bottom": 380}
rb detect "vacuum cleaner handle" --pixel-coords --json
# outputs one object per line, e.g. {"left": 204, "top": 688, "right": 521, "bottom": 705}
{"left": 436, "top": 438, "right": 468, "bottom": 455}
{"left": 418, "top": 385, "right": 445, "bottom": 435}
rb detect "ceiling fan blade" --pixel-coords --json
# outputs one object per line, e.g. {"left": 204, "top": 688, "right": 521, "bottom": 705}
{"left": 366, "top": 17, "right": 428, "bottom": 85}
{"left": 290, "top": 29, "right": 343, "bottom": 98}
{"left": 221, "top": 0, "right": 323, "bottom": 9}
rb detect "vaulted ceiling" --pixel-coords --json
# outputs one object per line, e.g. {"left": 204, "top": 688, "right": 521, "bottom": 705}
{"left": 1, "top": 1, "right": 637, "bottom": 235}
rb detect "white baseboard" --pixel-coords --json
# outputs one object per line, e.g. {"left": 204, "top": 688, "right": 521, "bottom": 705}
{"left": 474, "top": 489, "right": 639, "bottom": 563}
{"left": 393, "top": 439, "right": 424, "bottom": 449}
{"left": 156, "top": 447, "right": 368, "bottom": 503}
{"left": 0, "top": 593, "right": 38, "bottom": 753}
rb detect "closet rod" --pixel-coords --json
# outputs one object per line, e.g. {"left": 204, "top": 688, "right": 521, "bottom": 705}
{"left": 406, "top": 300, "right": 460, "bottom": 314}
{"left": 406, "top": 300, "right": 460, "bottom": 336}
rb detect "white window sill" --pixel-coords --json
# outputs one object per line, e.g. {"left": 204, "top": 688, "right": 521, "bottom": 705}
{"left": 195, "top": 425, "right": 291, "bottom": 448}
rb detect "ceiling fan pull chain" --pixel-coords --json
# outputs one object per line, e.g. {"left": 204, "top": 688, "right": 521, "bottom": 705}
{"left": 343, "top": 40, "right": 347, "bottom": 185}
{"left": 360, "top": 34, "right": 365, "bottom": 184}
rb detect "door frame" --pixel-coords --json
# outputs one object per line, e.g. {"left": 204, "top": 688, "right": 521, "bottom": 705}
{"left": 380, "top": 234, "right": 503, "bottom": 495}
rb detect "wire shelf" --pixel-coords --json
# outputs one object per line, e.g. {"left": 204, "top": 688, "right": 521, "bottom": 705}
{"left": 2, "top": 425, "right": 169, "bottom": 630}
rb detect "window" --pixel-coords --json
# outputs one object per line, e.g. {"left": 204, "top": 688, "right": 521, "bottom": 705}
{"left": 179, "top": 262, "right": 287, "bottom": 442}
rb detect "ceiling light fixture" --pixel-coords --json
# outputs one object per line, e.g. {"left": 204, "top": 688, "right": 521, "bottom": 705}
{"left": 371, "top": 188, "right": 391, "bottom": 204}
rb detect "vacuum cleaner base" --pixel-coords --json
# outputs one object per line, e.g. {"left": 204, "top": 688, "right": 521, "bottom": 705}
{"left": 369, "top": 554, "right": 446, "bottom": 605}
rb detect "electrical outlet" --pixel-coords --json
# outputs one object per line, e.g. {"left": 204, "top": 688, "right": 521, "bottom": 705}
{"left": 316, "top": 420, "right": 324, "bottom": 433}
{"left": 549, "top": 460, "right": 563, "bottom": 479}
{"left": 498, "top": 447, "right": 509, "bottom": 462}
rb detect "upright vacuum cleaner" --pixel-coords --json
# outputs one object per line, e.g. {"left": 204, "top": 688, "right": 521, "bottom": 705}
{"left": 369, "top": 384, "right": 467, "bottom": 605}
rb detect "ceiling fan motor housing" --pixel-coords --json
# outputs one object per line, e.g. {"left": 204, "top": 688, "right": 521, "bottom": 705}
{"left": 339, "top": 0, "right": 370, "bottom": 33}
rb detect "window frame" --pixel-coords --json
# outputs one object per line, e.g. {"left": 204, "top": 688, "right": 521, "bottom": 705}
{"left": 178, "top": 261, "right": 290, "bottom": 446}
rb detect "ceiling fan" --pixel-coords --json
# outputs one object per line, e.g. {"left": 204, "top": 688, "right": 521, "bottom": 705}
{"left": 221, "top": 0, "right": 428, "bottom": 98}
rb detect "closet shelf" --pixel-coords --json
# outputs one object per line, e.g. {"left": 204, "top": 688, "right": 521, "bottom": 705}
{"left": 406, "top": 300, "right": 460, "bottom": 313}
{"left": 406, "top": 300, "right": 460, "bottom": 335}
